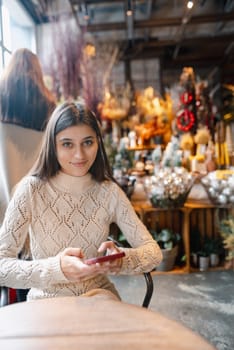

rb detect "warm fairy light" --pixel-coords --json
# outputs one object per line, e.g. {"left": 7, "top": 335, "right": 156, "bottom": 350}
{"left": 84, "top": 44, "right": 96, "bottom": 57}
{"left": 153, "top": 97, "right": 162, "bottom": 115}
{"left": 105, "top": 90, "right": 111, "bottom": 100}
{"left": 187, "top": 1, "right": 194, "bottom": 9}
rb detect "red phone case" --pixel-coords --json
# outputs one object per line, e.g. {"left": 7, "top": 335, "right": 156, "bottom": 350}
{"left": 84, "top": 252, "right": 125, "bottom": 265}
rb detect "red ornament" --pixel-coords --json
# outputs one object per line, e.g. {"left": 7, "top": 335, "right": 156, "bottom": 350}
{"left": 181, "top": 92, "right": 193, "bottom": 105}
{"left": 177, "top": 109, "right": 195, "bottom": 132}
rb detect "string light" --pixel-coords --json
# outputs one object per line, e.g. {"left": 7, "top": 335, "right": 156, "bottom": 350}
{"left": 187, "top": 1, "right": 194, "bottom": 10}
{"left": 126, "top": 0, "right": 133, "bottom": 16}
{"left": 84, "top": 43, "right": 96, "bottom": 57}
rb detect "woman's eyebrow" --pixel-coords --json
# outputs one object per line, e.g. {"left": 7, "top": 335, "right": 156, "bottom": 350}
{"left": 57, "top": 135, "right": 95, "bottom": 142}
{"left": 83, "top": 136, "right": 95, "bottom": 140}
{"left": 57, "top": 137, "right": 72, "bottom": 142}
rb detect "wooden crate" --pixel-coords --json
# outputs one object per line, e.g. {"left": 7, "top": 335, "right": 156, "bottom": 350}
{"left": 189, "top": 207, "right": 230, "bottom": 241}
{"left": 142, "top": 208, "right": 183, "bottom": 235}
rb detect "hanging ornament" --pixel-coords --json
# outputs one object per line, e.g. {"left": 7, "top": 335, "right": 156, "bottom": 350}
{"left": 180, "top": 92, "right": 193, "bottom": 105}
{"left": 196, "top": 99, "right": 201, "bottom": 108}
{"left": 177, "top": 109, "right": 195, "bottom": 132}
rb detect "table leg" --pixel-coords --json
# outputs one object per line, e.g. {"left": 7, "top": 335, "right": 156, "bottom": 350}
{"left": 181, "top": 207, "right": 192, "bottom": 272}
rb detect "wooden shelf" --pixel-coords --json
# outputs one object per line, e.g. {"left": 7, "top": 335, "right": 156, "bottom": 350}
{"left": 152, "top": 266, "right": 227, "bottom": 275}
{"left": 133, "top": 200, "right": 232, "bottom": 273}
{"left": 152, "top": 266, "right": 188, "bottom": 275}
{"left": 189, "top": 265, "right": 227, "bottom": 273}
{"left": 127, "top": 145, "right": 157, "bottom": 151}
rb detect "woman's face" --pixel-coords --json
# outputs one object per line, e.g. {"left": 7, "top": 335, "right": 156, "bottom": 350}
{"left": 55, "top": 124, "right": 98, "bottom": 177}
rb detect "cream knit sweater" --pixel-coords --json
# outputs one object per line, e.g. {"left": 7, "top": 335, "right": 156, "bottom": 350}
{"left": 0, "top": 172, "right": 162, "bottom": 300}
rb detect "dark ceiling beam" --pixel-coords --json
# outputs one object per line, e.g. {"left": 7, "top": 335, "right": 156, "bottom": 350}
{"left": 162, "top": 57, "right": 232, "bottom": 69}
{"left": 119, "top": 34, "right": 234, "bottom": 65}
{"left": 106, "top": 34, "right": 234, "bottom": 50}
{"left": 121, "top": 48, "right": 226, "bottom": 67}
{"left": 128, "top": 50, "right": 224, "bottom": 68}
{"left": 70, "top": 0, "right": 123, "bottom": 4}
{"left": 86, "top": 12, "right": 234, "bottom": 32}
{"left": 148, "top": 52, "right": 227, "bottom": 68}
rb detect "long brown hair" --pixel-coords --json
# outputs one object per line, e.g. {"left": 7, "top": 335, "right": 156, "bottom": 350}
{"left": 31, "top": 101, "right": 115, "bottom": 182}
{"left": 0, "top": 48, "right": 56, "bottom": 131}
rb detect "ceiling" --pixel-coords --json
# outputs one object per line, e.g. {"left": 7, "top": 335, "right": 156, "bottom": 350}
{"left": 18, "top": 0, "right": 234, "bottom": 87}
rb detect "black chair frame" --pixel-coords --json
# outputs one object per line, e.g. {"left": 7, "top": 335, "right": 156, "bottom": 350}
{"left": 108, "top": 236, "right": 154, "bottom": 308}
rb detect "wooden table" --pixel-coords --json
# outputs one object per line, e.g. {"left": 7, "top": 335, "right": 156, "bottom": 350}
{"left": 0, "top": 294, "right": 216, "bottom": 350}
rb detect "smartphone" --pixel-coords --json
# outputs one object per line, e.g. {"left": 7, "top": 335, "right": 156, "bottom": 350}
{"left": 84, "top": 252, "right": 125, "bottom": 265}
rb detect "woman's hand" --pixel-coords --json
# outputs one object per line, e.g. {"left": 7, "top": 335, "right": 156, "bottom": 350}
{"left": 60, "top": 247, "right": 110, "bottom": 282}
{"left": 60, "top": 242, "right": 124, "bottom": 282}
{"left": 98, "top": 241, "right": 124, "bottom": 275}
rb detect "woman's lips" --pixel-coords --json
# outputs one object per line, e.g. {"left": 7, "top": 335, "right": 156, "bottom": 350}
{"left": 71, "top": 161, "right": 87, "bottom": 167}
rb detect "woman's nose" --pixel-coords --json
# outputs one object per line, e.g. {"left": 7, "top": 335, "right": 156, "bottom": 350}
{"left": 73, "top": 146, "right": 84, "bottom": 158}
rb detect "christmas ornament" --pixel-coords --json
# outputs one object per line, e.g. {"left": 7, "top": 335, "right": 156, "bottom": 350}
{"left": 201, "top": 171, "right": 234, "bottom": 205}
{"left": 180, "top": 92, "right": 193, "bottom": 105}
{"left": 144, "top": 167, "right": 194, "bottom": 208}
{"left": 177, "top": 109, "right": 195, "bottom": 132}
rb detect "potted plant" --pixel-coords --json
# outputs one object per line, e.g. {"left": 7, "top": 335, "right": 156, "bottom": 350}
{"left": 197, "top": 236, "right": 222, "bottom": 271}
{"left": 203, "top": 236, "right": 224, "bottom": 267}
{"left": 190, "top": 226, "right": 202, "bottom": 268}
{"left": 197, "top": 248, "right": 210, "bottom": 271}
{"left": 219, "top": 217, "right": 234, "bottom": 270}
{"left": 190, "top": 231, "right": 224, "bottom": 271}
{"left": 152, "top": 228, "right": 181, "bottom": 271}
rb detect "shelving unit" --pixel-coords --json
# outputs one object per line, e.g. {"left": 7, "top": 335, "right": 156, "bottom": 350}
{"left": 133, "top": 201, "right": 232, "bottom": 273}
{"left": 127, "top": 145, "right": 157, "bottom": 151}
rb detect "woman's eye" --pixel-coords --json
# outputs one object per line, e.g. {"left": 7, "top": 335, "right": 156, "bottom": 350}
{"left": 83, "top": 139, "right": 93, "bottom": 147}
{"left": 62, "top": 142, "right": 73, "bottom": 148}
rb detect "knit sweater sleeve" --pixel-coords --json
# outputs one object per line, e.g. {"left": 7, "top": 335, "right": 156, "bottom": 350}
{"left": 0, "top": 177, "right": 68, "bottom": 289}
{"left": 110, "top": 183, "right": 163, "bottom": 274}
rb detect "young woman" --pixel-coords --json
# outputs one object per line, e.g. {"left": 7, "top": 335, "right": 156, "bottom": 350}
{"left": 0, "top": 48, "right": 55, "bottom": 301}
{"left": 0, "top": 48, "right": 56, "bottom": 131}
{"left": 0, "top": 102, "right": 162, "bottom": 301}
{"left": 0, "top": 48, "right": 56, "bottom": 301}
{"left": 0, "top": 47, "right": 56, "bottom": 223}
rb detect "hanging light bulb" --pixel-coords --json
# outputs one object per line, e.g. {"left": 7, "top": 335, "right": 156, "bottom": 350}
{"left": 126, "top": 0, "right": 133, "bottom": 16}
{"left": 84, "top": 3, "right": 89, "bottom": 20}
{"left": 187, "top": 1, "right": 194, "bottom": 10}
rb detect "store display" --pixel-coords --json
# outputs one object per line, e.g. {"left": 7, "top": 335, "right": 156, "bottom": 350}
{"left": 96, "top": 65, "right": 234, "bottom": 274}
{"left": 176, "top": 109, "right": 195, "bottom": 132}
{"left": 116, "top": 175, "right": 136, "bottom": 199}
{"left": 215, "top": 121, "right": 230, "bottom": 167}
{"left": 196, "top": 82, "right": 215, "bottom": 134}
{"left": 189, "top": 126, "right": 214, "bottom": 173}
{"left": 144, "top": 167, "right": 194, "bottom": 208}
{"left": 201, "top": 170, "right": 234, "bottom": 205}
{"left": 176, "top": 67, "right": 196, "bottom": 134}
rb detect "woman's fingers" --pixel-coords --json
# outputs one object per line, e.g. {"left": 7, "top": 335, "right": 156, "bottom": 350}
{"left": 62, "top": 247, "right": 84, "bottom": 258}
{"left": 60, "top": 247, "right": 111, "bottom": 281}
{"left": 98, "top": 240, "right": 120, "bottom": 254}
{"left": 97, "top": 241, "right": 124, "bottom": 274}
{"left": 60, "top": 243, "right": 124, "bottom": 282}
